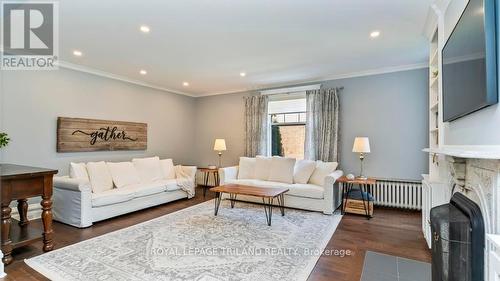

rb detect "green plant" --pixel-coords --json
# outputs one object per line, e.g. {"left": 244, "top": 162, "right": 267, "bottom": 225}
{"left": 0, "top": 132, "right": 10, "bottom": 149}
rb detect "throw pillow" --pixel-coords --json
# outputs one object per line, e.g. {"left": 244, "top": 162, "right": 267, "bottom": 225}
{"left": 132, "top": 156, "right": 163, "bottom": 183}
{"left": 238, "top": 157, "right": 256, "bottom": 179}
{"left": 268, "top": 157, "right": 296, "bottom": 184}
{"left": 309, "top": 161, "right": 339, "bottom": 186}
{"left": 160, "top": 159, "right": 176, "bottom": 180}
{"left": 86, "top": 161, "right": 114, "bottom": 193}
{"left": 69, "top": 162, "right": 89, "bottom": 180}
{"left": 293, "top": 159, "right": 316, "bottom": 184}
{"left": 107, "top": 162, "right": 141, "bottom": 188}
{"left": 254, "top": 156, "right": 272, "bottom": 180}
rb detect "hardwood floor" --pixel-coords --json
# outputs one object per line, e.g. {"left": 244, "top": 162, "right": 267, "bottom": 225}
{"left": 3, "top": 187, "right": 431, "bottom": 281}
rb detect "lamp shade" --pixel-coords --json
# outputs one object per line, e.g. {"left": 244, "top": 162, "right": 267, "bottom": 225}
{"left": 213, "top": 139, "right": 227, "bottom": 151}
{"left": 352, "top": 137, "right": 370, "bottom": 153}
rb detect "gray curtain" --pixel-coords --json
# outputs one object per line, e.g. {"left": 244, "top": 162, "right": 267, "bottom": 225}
{"left": 244, "top": 95, "right": 269, "bottom": 157}
{"left": 304, "top": 88, "right": 340, "bottom": 162}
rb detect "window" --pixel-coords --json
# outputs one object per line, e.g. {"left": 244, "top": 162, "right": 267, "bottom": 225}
{"left": 268, "top": 94, "right": 306, "bottom": 159}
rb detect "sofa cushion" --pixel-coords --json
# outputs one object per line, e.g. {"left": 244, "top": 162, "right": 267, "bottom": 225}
{"left": 293, "top": 159, "right": 316, "bottom": 184}
{"left": 254, "top": 156, "right": 272, "bottom": 180}
{"left": 91, "top": 188, "right": 135, "bottom": 207}
{"left": 121, "top": 181, "right": 168, "bottom": 198}
{"left": 238, "top": 157, "right": 256, "bottom": 179}
{"left": 224, "top": 179, "right": 322, "bottom": 199}
{"left": 160, "top": 179, "right": 181, "bottom": 192}
{"left": 268, "top": 157, "right": 296, "bottom": 184}
{"left": 309, "top": 161, "right": 339, "bottom": 186}
{"left": 132, "top": 156, "right": 163, "bottom": 183}
{"left": 287, "top": 184, "right": 324, "bottom": 199}
{"left": 70, "top": 162, "right": 89, "bottom": 180}
{"left": 86, "top": 161, "right": 114, "bottom": 193}
{"left": 225, "top": 179, "right": 291, "bottom": 190}
{"left": 160, "top": 159, "right": 176, "bottom": 180}
{"left": 107, "top": 162, "right": 141, "bottom": 188}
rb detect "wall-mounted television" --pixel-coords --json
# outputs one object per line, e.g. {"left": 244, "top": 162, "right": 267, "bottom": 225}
{"left": 442, "top": 0, "right": 497, "bottom": 122}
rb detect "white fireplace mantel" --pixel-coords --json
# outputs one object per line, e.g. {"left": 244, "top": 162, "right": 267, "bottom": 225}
{"left": 423, "top": 145, "right": 500, "bottom": 160}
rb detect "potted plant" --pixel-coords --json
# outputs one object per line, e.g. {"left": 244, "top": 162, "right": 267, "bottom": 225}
{"left": 0, "top": 132, "right": 10, "bottom": 149}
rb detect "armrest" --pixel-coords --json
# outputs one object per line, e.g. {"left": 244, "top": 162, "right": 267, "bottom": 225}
{"left": 323, "top": 170, "right": 344, "bottom": 214}
{"left": 218, "top": 166, "right": 238, "bottom": 185}
{"left": 53, "top": 176, "right": 91, "bottom": 192}
{"left": 324, "top": 170, "right": 344, "bottom": 187}
{"left": 180, "top": 166, "right": 197, "bottom": 180}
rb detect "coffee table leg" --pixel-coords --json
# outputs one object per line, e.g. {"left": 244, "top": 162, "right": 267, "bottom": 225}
{"left": 262, "top": 197, "right": 274, "bottom": 226}
{"left": 214, "top": 192, "right": 222, "bottom": 216}
{"left": 277, "top": 194, "right": 285, "bottom": 216}
{"left": 229, "top": 193, "right": 237, "bottom": 208}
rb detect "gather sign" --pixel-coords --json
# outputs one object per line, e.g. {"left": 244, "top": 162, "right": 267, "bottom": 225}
{"left": 57, "top": 117, "right": 147, "bottom": 152}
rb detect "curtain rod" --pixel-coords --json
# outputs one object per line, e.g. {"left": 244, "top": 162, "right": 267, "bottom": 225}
{"left": 244, "top": 86, "right": 344, "bottom": 99}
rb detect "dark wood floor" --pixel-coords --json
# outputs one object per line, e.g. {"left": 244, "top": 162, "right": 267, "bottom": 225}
{"left": 3, "top": 186, "right": 431, "bottom": 281}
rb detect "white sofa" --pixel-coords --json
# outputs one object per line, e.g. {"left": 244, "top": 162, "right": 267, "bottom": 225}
{"left": 52, "top": 157, "right": 196, "bottom": 228}
{"left": 219, "top": 157, "right": 343, "bottom": 214}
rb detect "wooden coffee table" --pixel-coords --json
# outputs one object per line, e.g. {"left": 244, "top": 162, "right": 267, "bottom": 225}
{"left": 210, "top": 184, "right": 289, "bottom": 226}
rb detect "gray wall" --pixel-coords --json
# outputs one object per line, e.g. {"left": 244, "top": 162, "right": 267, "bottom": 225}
{"left": 443, "top": 0, "right": 500, "bottom": 145}
{"left": 0, "top": 67, "right": 197, "bottom": 175}
{"left": 194, "top": 68, "right": 429, "bottom": 181}
{"left": 0, "top": 67, "right": 428, "bottom": 181}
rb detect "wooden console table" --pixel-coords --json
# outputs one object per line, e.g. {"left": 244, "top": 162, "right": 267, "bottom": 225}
{"left": 0, "top": 164, "right": 58, "bottom": 265}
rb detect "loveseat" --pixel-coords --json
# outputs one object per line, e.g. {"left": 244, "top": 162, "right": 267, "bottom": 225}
{"left": 219, "top": 156, "right": 343, "bottom": 214}
{"left": 52, "top": 156, "right": 196, "bottom": 228}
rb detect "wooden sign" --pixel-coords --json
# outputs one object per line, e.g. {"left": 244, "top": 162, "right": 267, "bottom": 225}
{"left": 57, "top": 117, "right": 147, "bottom": 152}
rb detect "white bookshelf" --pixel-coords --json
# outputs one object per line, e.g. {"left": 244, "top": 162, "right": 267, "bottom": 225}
{"left": 422, "top": 26, "right": 449, "bottom": 248}
{"left": 428, "top": 29, "right": 441, "bottom": 182}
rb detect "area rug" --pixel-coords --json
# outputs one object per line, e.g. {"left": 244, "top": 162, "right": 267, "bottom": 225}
{"left": 26, "top": 200, "right": 342, "bottom": 281}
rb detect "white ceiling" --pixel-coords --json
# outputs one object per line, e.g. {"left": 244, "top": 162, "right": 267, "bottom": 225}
{"left": 59, "top": 0, "right": 432, "bottom": 97}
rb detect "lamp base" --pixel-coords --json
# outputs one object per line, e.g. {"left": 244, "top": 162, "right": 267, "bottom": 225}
{"left": 356, "top": 176, "right": 368, "bottom": 180}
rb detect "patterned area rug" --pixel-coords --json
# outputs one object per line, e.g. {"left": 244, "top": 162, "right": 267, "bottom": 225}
{"left": 26, "top": 200, "right": 342, "bottom": 281}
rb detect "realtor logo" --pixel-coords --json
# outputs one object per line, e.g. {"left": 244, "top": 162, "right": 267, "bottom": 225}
{"left": 1, "top": 1, "right": 58, "bottom": 70}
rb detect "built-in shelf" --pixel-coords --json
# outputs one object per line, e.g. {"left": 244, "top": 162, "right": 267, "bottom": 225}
{"left": 430, "top": 76, "right": 438, "bottom": 88}
{"left": 430, "top": 50, "right": 438, "bottom": 66}
{"left": 423, "top": 146, "right": 500, "bottom": 159}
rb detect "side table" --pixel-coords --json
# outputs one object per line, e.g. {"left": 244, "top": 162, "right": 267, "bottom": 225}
{"left": 337, "top": 176, "right": 376, "bottom": 219}
{"left": 198, "top": 168, "right": 220, "bottom": 197}
{"left": 1, "top": 164, "right": 58, "bottom": 265}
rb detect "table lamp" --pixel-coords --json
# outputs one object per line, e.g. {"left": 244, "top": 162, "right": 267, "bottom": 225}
{"left": 352, "top": 137, "right": 370, "bottom": 180}
{"left": 213, "top": 139, "right": 227, "bottom": 168}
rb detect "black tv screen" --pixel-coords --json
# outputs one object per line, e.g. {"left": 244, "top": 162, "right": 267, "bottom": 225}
{"left": 442, "top": 0, "right": 497, "bottom": 122}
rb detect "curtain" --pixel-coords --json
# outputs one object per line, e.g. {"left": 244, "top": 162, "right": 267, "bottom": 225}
{"left": 304, "top": 88, "right": 340, "bottom": 162}
{"left": 244, "top": 95, "right": 269, "bottom": 157}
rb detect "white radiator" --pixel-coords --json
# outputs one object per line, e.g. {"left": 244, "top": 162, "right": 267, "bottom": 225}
{"left": 370, "top": 179, "right": 422, "bottom": 210}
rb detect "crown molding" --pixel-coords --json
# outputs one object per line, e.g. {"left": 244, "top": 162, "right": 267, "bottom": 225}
{"left": 197, "top": 62, "right": 428, "bottom": 97}
{"left": 57, "top": 61, "right": 196, "bottom": 97}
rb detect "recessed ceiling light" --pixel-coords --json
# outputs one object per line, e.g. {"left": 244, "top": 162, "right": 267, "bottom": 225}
{"left": 140, "top": 25, "right": 150, "bottom": 33}
{"left": 240, "top": 72, "right": 246, "bottom": 77}
{"left": 73, "top": 50, "right": 82, "bottom": 57}
{"left": 183, "top": 82, "right": 189, "bottom": 87}
{"left": 370, "top": 30, "right": 381, "bottom": 38}
{"left": 140, "top": 69, "right": 147, "bottom": 75}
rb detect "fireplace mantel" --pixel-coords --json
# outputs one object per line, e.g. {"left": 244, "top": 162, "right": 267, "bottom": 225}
{"left": 423, "top": 145, "right": 500, "bottom": 159}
